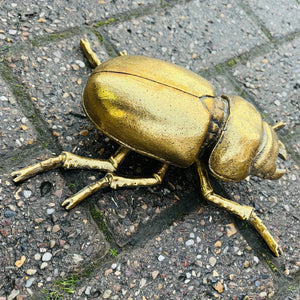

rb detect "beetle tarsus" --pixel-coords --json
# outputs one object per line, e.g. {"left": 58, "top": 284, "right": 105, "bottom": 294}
{"left": 11, "top": 155, "right": 65, "bottom": 182}
{"left": 249, "top": 211, "right": 282, "bottom": 257}
{"left": 62, "top": 176, "right": 110, "bottom": 210}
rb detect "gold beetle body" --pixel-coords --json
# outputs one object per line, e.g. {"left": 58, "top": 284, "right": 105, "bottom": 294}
{"left": 83, "top": 55, "right": 285, "bottom": 182}
{"left": 11, "top": 40, "right": 287, "bottom": 256}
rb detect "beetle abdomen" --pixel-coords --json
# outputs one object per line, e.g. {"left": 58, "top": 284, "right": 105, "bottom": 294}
{"left": 93, "top": 55, "right": 215, "bottom": 98}
{"left": 83, "top": 56, "right": 216, "bottom": 167}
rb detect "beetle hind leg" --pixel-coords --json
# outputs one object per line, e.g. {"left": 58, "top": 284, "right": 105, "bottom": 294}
{"left": 62, "top": 163, "right": 169, "bottom": 210}
{"left": 11, "top": 146, "right": 130, "bottom": 183}
{"left": 195, "top": 159, "right": 282, "bottom": 257}
{"left": 80, "top": 38, "right": 101, "bottom": 68}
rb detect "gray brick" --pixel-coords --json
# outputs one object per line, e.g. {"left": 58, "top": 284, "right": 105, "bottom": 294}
{"left": 242, "top": 0, "right": 300, "bottom": 38}
{"left": 99, "top": 0, "right": 267, "bottom": 72}
{"left": 0, "top": 75, "right": 37, "bottom": 155}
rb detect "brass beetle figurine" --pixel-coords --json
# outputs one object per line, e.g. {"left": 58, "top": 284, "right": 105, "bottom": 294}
{"left": 12, "top": 39, "right": 287, "bottom": 256}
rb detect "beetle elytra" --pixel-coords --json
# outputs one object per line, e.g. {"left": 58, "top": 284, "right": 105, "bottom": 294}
{"left": 11, "top": 39, "right": 287, "bottom": 256}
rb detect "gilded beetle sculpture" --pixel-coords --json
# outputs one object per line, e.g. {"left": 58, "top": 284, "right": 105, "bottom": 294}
{"left": 11, "top": 39, "right": 287, "bottom": 256}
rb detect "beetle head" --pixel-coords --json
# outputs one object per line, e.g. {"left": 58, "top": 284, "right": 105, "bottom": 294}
{"left": 208, "top": 95, "right": 286, "bottom": 182}
{"left": 250, "top": 121, "right": 287, "bottom": 180}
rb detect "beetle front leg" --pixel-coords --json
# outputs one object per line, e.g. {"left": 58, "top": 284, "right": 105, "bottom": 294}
{"left": 195, "top": 159, "right": 282, "bottom": 257}
{"left": 61, "top": 163, "right": 169, "bottom": 210}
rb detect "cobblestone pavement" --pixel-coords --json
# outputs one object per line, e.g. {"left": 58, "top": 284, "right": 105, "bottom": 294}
{"left": 0, "top": 0, "right": 299, "bottom": 299}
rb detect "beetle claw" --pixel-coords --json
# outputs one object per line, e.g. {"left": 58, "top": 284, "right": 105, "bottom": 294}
{"left": 270, "top": 168, "right": 286, "bottom": 180}
{"left": 61, "top": 199, "right": 73, "bottom": 210}
{"left": 11, "top": 168, "right": 36, "bottom": 183}
{"left": 278, "top": 140, "right": 287, "bottom": 161}
{"left": 11, "top": 171, "right": 22, "bottom": 182}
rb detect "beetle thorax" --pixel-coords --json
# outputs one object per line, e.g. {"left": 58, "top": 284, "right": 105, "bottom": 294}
{"left": 199, "top": 96, "right": 229, "bottom": 155}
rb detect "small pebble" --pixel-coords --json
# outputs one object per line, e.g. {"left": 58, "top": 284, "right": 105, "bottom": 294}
{"left": 140, "top": 278, "right": 147, "bottom": 288}
{"left": 0, "top": 229, "right": 8, "bottom": 237}
{"left": 34, "top": 253, "right": 41, "bottom": 260}
{"left": 226, "top": 223, "right": 237, "bottom": 237}
{"left": 209, "top": 257, "right": 217, "bottom": 267}
{"left": 52, "top": 224, "right": 60, "bottom": 233}
{"left": 23, "top": 190, "right": 32, "bottom": 198}
{"left": 7, "top": 289, "right": 19, "bottom": 300}
{"left": 47, "top": 208, "right": 55, "bottom": 215}
{"left": 85, "top": 286, "right": 92, "bottom": 295}
{"left": 103, "top": 289, "right": 112, "bottom": 298}
{"left": 105, "top": 268, "right": 113, "bottom": 276}
{"left": 214, "top": 240, "right": 222, "bottom": 247}
{"left": 80, "top": 130, "right": 89, "bottom": 136}
{"left": 40, "top": 262, "right": 48, "bottom": 269}
{"left": 158, "top": 255, "right": 165, "bottom": 262}
{"left": 152, "top": 270, "right": 159, "bottom": 279}
{"left": 4, "top": 210, "right": 16, "bottom": 218}
{"left": 73, "top": 254, "right": 83, "bottom": 263}
{"left": 274, "top": 100, "right": 281, "bottom": 106}
{"left": 0, "top": 95, "right": 8, "bottom": 101}
{"left": 178, "top": 237, "right": 183, "bottom": 243}
{"left": 244, "top": 260, "right": 250, "bottom": 268}
{"left": 50, "top": 240, "right": 56, "bottom": 248}
{"left": 9, "top": 29, "right": 17, "bottom": 35}
{"left": 71, "top": 64, "right": 79, "bottom": 71}
{"left": 25, "top": 277, "right": 35, "bottom": 288}
{"left": 214, "top": 281, "right": 223, "bottom": 293}
{"left": 259, "top": 291, "right": 267, "bottom": 298}
{"left": 26, "top": 269, "right": 37, "bottom": 275}
{"left": 75, "top": 60, "right": 85, "bottom": 68}
{"left": 59, "top": 240, "right": 66, "bottom": 246}
{"left": 42, "top": 252, "right": 52, "bottom": 262}
{"left": 284, "top": 269, "right": 289, "bottom": 275}
{"left": 186, "top": 239, "right": 194, "bottom": 246}
{"left": 15, "top": 256, "right": 26, "bottom": 268}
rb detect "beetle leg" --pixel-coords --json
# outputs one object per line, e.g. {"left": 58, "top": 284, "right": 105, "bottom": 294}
{"left": 119, "top": 50, "right": 127, "bottom": 56}
{"left": 61, "top": 163, "right": 169, "bottom": 210}
{"left": 11, "top": 146, "right": 130, "bottom": 183}
{"left": 80, "top": 38, "right": 101, "bottom": 68}
{"left": 195, "top": 159, "right": 282, "bottom": 257}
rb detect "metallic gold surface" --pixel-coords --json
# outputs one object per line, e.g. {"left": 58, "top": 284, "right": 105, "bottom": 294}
{"left": 61, "top": 160, "right": 168, "bottom": 210}
{"left": 208, "top": 95, "right": 286, "bottom": 182}
{"left": 83, "top": 68, "right": 220, "bottom": 167}
{"left": 80, "top": 38, "right": 101, "bottom": 67}
{"left": 249, "top": 211, "right": 283, "bottom": 257}
{"left": 195, "top": 159, "right": 282, "bottom": 257}
{"left": 11, "top": 39, "right": 287, "bottom": 256}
